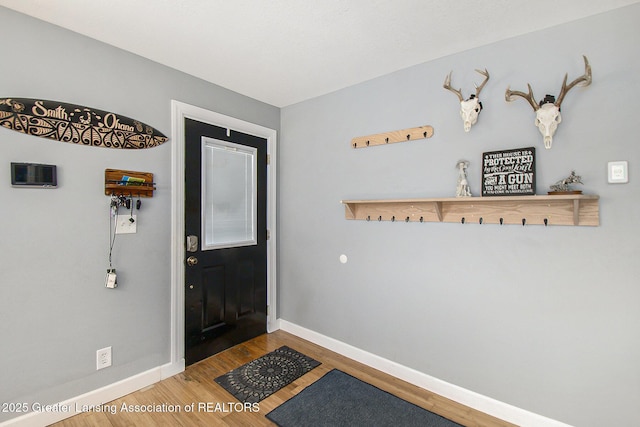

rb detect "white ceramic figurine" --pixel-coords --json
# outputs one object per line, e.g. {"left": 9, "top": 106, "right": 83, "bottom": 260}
{"left": 456, "top": 160, "right": 472, "bottom": 197}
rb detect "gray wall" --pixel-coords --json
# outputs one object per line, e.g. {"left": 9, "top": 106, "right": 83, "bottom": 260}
{"left": 279, "top": 5, "right": 639, "bottom": 427}
{"left": 2, "top": 4, "right": 638, "bottom": 427}
{"left": 0, "top": 7, "right": 279, "bottom": 423}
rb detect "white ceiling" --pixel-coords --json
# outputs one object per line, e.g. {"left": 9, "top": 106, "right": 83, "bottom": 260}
{"left": 1, "top": 0, "right": 637, "bottom": 107}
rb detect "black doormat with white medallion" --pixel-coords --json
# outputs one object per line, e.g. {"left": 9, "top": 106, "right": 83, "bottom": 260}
{"left": 214, "top": 345, "right": 321, "bottom": 403}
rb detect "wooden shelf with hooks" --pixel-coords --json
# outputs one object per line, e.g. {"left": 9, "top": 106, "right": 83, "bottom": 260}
{"left": 341, "top": 194, "right": 599, "bottom": 226}
{"left": 105, "top": 169, "right": 155, "bottom": 198}
{"left": 351, "top": 125, "right": 434, "bottom": 148}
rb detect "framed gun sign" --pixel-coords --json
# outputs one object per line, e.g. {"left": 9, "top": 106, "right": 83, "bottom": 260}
{"left": 482, "top": 147, "right": 536, "bottom": 196}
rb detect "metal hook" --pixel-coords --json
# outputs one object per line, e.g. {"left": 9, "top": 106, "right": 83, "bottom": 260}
{"left": 385, "top": 137, "right": 389, "bottom": 143}
{"left": 461, "top": 217, "right": 465, "bottom": 224}
{"left": 406, "top": 134, "right": 411, "bottom": 140}
{"left": 499, "top": 218, "right": 504, "bottom": 225}
{"left": 405, "top": 216, "right": 410, "bottom": 222}
{"left": 522, "top": 218, "right": 526, "bottom": 226}
{"left": 544, "top": 218, "right": 548, "bottom": 226}
{"left": 419, "top": 216, "right": 424, "bottom": 223}
{"left": 391, "top": 216, "right": 395, "bottom": 222}
{"left": 366, "top": 215, "right": 370, "bottom": 221}
{"left": 378, "top": 216, "right": 382, "bottom": 222}
{"left": 479, "top": 217, "right": 483, "bottom": 225}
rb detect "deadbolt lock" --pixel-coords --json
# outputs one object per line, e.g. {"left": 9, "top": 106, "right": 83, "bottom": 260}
{"left": 186, "top": 235, "right": 198, "bottom": 252}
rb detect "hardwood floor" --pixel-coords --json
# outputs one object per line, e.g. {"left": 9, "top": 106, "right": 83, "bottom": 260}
{"left": 52, "top": 330, "right": 516, "bottom": 427}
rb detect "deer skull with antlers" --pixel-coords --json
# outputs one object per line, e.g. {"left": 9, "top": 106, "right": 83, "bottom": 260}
{"left": 443, "top": 68, "right": 490, "bottom": 132}
{"left": 505, "top": 55, "right": 592, "bottom": 149}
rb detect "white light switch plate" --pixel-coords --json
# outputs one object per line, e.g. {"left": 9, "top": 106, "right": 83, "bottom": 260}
{"left": 608, "top": 161, "right": 628, "bottom": 183}
{"left": 116, "top": 215, "right": 137, "bottom": 234}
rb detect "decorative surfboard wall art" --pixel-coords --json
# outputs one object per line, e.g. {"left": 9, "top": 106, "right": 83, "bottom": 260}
{"left": 0, "top": 98, "right": 168, "bottom": 149}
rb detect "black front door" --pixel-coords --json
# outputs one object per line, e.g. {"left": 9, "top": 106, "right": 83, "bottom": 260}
{"left": 184, "top": 118, "right": 267, "bottom": 366}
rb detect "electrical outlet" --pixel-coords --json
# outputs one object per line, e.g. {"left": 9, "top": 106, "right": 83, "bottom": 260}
{"left": 96, "top": 347, "right": 112, "bottom": 370}
{"left": 115, "top": 215, "right": 137, "bottom": 234}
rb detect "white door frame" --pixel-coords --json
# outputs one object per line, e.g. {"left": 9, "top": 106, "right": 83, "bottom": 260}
{"left": 167, "top": 100, "right": 277, "bottom": 376}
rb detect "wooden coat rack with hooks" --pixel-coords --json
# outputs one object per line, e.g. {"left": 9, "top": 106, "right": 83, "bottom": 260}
{"left": 341, "top": 195, "right": 599, "bottom": 226}
{"left": 351, "top": 125, "right": 434, "bottom": 148}
{"left": 104, "top": 169, "right": 155, "bottom": 198}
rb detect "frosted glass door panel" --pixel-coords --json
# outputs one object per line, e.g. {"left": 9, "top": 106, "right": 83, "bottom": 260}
{"left": 201, "top": 138, "right": 257, "bottom": 250}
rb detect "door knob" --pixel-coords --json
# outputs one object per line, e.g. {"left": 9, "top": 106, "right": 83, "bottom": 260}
{"left": 186, "top": 256, "right": 198, "bottom": 266}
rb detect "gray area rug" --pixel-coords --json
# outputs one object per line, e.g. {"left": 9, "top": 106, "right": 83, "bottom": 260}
{"left": 266, "top": 369, "right": 464, "bottom": 427}
{"left": 214, "top": 345, "right": 320, "bottom": 404}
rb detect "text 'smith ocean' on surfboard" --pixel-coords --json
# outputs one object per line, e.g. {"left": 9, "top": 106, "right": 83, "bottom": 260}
{"left": 0, "top": 98, "right": 168, "bottom": 149}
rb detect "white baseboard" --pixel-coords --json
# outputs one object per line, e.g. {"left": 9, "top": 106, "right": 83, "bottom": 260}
{"left": 1, "top": 360, "right": 184, "bottom": 427}
{"left": 268, "top": 317, "right": 282, "bottom": 333}
{"left": 278, "top": 319, "right": 573, "bottom": 427}
{"left": 161, "top": 359, "right": 185, "bottom": 380}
